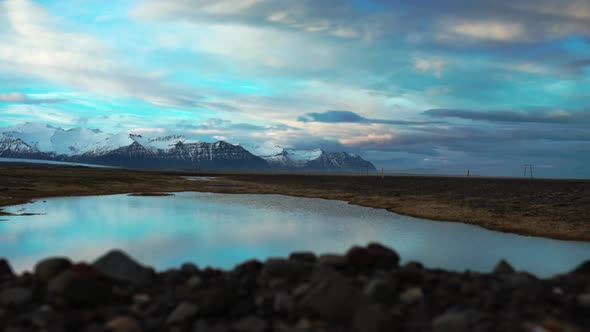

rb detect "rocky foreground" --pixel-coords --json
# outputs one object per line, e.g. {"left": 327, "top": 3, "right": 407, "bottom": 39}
{"left": 0, "top": 244, "right": 589, "bottom": 332}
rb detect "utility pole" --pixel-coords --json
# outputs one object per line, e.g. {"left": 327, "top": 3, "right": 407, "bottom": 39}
{"left": 523, "top": 164, "right": 534, "bottom": 179}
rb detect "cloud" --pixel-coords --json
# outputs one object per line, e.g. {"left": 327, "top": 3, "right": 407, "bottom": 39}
{"left": 298, "top": 110, "right": 439, "bottom": 125}
{"left": 338, "top": 133, "right": 395, "bottom": 146}
{"left": 0, "top": 0, "right": 202, "bottom": 108}
{"left": 0, "top": 92, "right": 67, "bottom": 104}
{"left": 133, "top": 0, "right": 377, "bottom": 40}
{"left": 566, "top": 58, "right": 590, "bottom": 75}
{"left": 424, "top": 109, "right": 590, "bottom": 123}
{"left": 443, "top": 21, "right": 526, "bottom": 42}
{"left": 413, "top": 57, "right": 447, "bottom": 78}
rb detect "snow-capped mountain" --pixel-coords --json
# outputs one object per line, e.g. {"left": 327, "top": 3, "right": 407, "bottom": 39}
{"left": 245, "top": 143, "right": 377, "bottom": 172}
{"left": 0, "top": 123, "right": 376, "bottom": 172}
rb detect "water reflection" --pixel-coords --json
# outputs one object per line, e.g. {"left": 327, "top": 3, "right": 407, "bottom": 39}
{"left": 1, "top": 192, "right": 588, "bottom": 277}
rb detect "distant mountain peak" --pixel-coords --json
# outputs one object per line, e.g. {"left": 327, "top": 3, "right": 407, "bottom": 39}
{"left": 0, "top": 123, "right": 376, "bottom": 172}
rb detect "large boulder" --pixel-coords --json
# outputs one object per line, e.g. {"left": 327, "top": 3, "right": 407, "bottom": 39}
{"left": 571, "top": 260, "right": 590, "bottom": 275}
{"left": 0, "top": 287, "right": 32, "bottom": 307}
{"left": 0, "top": 258, "right": 14, "bottom": 277}
{"left": 48, "top": 263, "right": 111, "bottom": 305}
{"left": 346, "top": 243, "right": 400, "bottom": 269}
{"left": 92, "top": 250, "right": 154, "bottom": 285}
{"left": 34, "top": 257, "right": 72, "bottom": 283}
{"left": 492, "top": 259, "right": 516, "bottom": 275}
{"left": 298, "top": 276, "right": 367, "bottom": 324}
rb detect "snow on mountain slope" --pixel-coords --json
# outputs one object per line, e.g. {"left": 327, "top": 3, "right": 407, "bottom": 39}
{"left": 245, "top": 143, "right": 375, "bottom": 172}
{"left": 51, "top": 128, "right": 133, "bottom": 155}
{"left": 4, "top": 123, "right": 57, "bottom": 153}
{"left": 129, "top": 134, "right": 193, "bottom": 151}
{"left": 0, "top": 123, "right": 377, "bottom": 172}
{"left": 285, "top": 148, "right": 323, "bottom": 161}
{"left": 0, "top": 133, "right": 38, "bottom": 154}
{"left": 242, "top": 143, "right": 284, "bottom": 158}
{"left": 2, "top": 123, "right": 133, "bottom": 155}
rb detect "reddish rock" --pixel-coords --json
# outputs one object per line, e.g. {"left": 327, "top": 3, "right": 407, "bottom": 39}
{"left": 346, "top": 243, "right": 399, "bottom": 269}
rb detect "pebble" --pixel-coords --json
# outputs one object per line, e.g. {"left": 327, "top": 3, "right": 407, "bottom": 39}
{"left": 48, "top": 265, "right": 111, "bottom": 305}
{"left": 166, "top": 302, "right": 199, "bottom": 325}
{"left": 353, "top": 303, "right": 393, "bottom": 332}
{"left": 185, "top": 275, "right": 202, "bottom": 289}
{"left": 317, "top": 254, "right": 348, "bottom": 268}
{"left": 0, "top": 287, "right": 32, "bottom": 307}
{"left": 0, "top": 244, "right": 586, "bottom": 331}
{"left": 105, "top": 316, "right": 143, "bottom": 332}
{"left": 432, "top": 311, "right": 468, "bottom": 332}
{"left": 400, "top": 287, "right": 424, "bottom": 305}
{"left": 232, "top": 316, "right": 268, "bottom": 332}
{"left": 289, "top": 251, "right": 317, "bottom": 263}
{"left": 578, "top": 293, "right": 590, "bottom": 307}
{"left": 298, "top": 276, "right": 365, "bottom": 324}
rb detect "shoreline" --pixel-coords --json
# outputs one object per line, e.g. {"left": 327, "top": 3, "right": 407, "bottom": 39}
{"left": 0, "top": 165, "right": 589, "bottom": 241}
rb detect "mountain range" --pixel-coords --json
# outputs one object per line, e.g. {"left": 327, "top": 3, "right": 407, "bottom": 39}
{"left": 0, "top": 123, "right": 377, "bottom": 172}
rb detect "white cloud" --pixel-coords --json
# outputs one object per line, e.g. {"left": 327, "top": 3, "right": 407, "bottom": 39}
{"left": 444, "top": 21, "right": 526, "bottom": 42}
{"left": 2, "top": 105, "right": 78, "bottom": 124}
{"left": 339, "top": 133, "right": 395, "bottom": 146}
{"left": 413, "top": 57, "right": 447, "bottom": 78}
{"left": 0, "top": 0, "right": 201, "bottom": 108}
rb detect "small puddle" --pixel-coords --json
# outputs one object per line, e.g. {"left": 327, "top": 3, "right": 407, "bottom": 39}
{"left": 183, "top": 176, "right": 217, "bottom": 181}
{"left": 1, "top": 192, "right": 589, "bottom": 276}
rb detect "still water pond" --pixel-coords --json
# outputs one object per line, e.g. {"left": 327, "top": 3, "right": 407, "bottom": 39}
{"left": 1, "top": 192, "right": 588, "bottom": 277}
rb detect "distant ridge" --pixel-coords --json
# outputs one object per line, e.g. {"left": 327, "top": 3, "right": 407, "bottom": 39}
{"left": 0, "top": 123, "right": 377, "bottom": 172}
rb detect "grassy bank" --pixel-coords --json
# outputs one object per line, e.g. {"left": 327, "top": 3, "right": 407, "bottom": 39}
{"left": 0, "top": 164, "right": 589, "bottom": 241}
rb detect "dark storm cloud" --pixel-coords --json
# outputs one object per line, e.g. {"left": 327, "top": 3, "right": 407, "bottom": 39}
{"left": 424, "top": 109, "right": 590, "bottom": 124}
{"left": 298, "top": 110, "right": 440, "bottom": 125}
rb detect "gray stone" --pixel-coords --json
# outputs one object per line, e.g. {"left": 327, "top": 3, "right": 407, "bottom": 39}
{"left": 180, "top": 262, "right": 199, "bottom": 274}
{"left": 578, "top": 293, "right": 590, "bottom": 307}
{"left": 92, "top": 250, "right": 154, "bottom": 285}
{"left": 298, "top": 276, "right": 366, "bottom": 324}
{"left": 34, "top": 257, "right": 72, "bottom": 283}
{"left": 185, "top": 275, "right": 202, "bottom": 289}
{"left": 48, "top": 269, "right": 111, "bottom": 305}
{"left": 0, "top": 258, "right": 14, "bottom": 277}
{"left": 400, "top": 287, "right": 423, "bottom": 305}
{"left": 432, "top": 311, "right": 468, "bottom": 332}
{"left": 317, "top": 254, "right": 348, "bottom": 268}
{"left": 493, "top": 260, "right": 515, "bottom": 275}
{"left": 572, "top": 260, "right": 590, "bottom": 275}
{"left": 193, "top": 287, "right": 235, "bottom": 315}
{"left": 193, "top": 320, "right": 228, "bottom": 332}
{"left": 353, "top": 304, "right": 393, "bottom": 332}
{"left": 105, "top": 316, "right": 143, "bottom": 332}
{"left": 364, "top": 278, "right": 396, "bottom": 303}
{"left": 232, "top": 316, "right": 268, "bottom": 332}
{"left": 261, "top": 258, "right": 309, "bottom": 281}
{"left": 292, "top": 283, "right": 310, "bottom": 298}
{"left": 289, "top": 252, "right": 317, "bottom": 263}
{"left": 0, "top": 287, "right": 32, "bottom": 307}
{"left": 274, "top": 292, "right": 294, "bottom": 313}
{"left": 167, "top": 302, "right": 199, "bottom": 325}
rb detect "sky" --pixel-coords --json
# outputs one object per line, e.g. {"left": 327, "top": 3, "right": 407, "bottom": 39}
{"left": 0, "top": 0, "right": 589, "bottom": 177}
